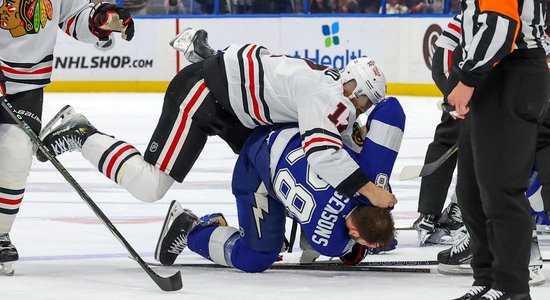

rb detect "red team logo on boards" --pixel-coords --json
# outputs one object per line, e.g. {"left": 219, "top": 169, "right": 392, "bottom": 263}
{"left": 423, "top": 24, "right": 443, "bottom": 71}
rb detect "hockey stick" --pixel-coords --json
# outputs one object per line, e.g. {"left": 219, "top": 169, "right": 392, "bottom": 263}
{"left": 398, "top": 101, "right": 461, "bottom": 181}
{"left": 142, "top": 259, "right": 439, "bottom": 267}
{"left": 144, "top": 260, "right": 437, "bottom": 273}
{"left": 399, "top": 143, "right": 459, "bottom": 181}
{"left": 287, "top": 220, "right": 298, "bottom": 253}
{"left": 0, "top": 97, "right": 182, "bottom": 291}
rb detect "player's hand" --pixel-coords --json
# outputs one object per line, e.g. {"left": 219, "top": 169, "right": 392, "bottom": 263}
{"left": 447, "top": 81, "right": 474, "bottom": 119}
{"left": 0, "top": 68, "right": 6, "bottom": 96}
{"left": 360, "top": 182, "right": 397, "bottom": 208}
{"left": 340, "top": 243, "right": 367, "bottom": 266}
{"left": 89, "top": 3, "right": 135, "bottom": 41}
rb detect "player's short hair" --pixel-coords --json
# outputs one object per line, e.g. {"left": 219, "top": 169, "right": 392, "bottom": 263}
{"left": 352, "top": 206, "right": 395, "bottom": 248}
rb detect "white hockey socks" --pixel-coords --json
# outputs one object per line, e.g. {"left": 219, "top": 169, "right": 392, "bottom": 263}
{"left": 82, "top": 133, "right": 174, "bottom": 202}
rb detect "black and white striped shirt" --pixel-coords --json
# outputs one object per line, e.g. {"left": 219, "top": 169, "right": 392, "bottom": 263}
{"left": 459, "top": 0, "right": 548, "bottom": 86}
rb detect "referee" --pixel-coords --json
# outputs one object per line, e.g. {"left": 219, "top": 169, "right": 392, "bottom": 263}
{"left": 448, "top": 0, "right": 550, "bottom": 299}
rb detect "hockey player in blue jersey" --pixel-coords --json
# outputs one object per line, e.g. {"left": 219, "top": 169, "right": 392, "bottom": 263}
{"left": 154, "top": 96, "right": 405, "bottom": 272}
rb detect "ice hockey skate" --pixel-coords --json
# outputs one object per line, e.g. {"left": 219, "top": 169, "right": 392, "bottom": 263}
{"left": 39, "top": 105, "right": 76, "bottom": 140}
{"left": 438, "top": 202, "right": 464, "bottom": 231}
{"left": 169, "top": 27, "right": 215, "bottom": 63}
{"left": 437, "top": 233, "right": 473, "bottom": 275}
{"left": 155, "top": 200, "right": 200, "bottom": 266}
{"left": 414, "top": 214, "right": 456, "bottom": 246}
{"left": 528, "top": 231, "right": 545, "bottom": 286}
{"left": 37, "top": 112, "right": 98, "bottom": 162}
{"left": 0, "top": 233, "right": 18, "bottom": 276}
{"left": 452, "top": 286, "right": 490, "bottom": 300}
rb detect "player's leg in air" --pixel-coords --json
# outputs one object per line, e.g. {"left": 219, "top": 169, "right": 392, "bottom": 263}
{"left": 37, "top": 57, "right": 251, "bottom": 203}
{"left": 0, "top": 89, "right": 43, "bottom": 275}
{"left": 155, "top": 126, "right": 287, "bottom": 272}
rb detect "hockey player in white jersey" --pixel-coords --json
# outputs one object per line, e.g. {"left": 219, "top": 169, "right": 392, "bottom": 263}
{"left": 153, "top": 96, "right": 405, "bottom": 271}
{"left": 0, "top": 0, "right": 134, "bottom": 275}
{"left": 38, "top": 29, "right": 397, "bottom": 213}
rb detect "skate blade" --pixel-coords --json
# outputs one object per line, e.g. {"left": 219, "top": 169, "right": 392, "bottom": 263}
{"left": 437, "top": 263, "right": 473, "bottom": 275}
{"left": 0, "top": 262, "right": 15, "bottom": 276}
{"left": 39, "top": 105, "right": 76, "bottom": 139}
{"left": 154, "top": 200, "right": 184, "bottom": 261}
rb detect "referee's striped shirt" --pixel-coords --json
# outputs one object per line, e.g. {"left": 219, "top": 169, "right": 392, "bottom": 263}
{"left": 459, "top": 0, "right": 548, "bottom": 86}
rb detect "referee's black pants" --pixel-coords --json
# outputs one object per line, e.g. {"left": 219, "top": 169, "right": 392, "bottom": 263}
{"left": 457, "top": 49, "right": 550, "bottom": 293}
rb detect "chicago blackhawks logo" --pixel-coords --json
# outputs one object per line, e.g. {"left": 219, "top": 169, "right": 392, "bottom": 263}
{"left": 0, "top": 0, "right": 53, "bottom": 38}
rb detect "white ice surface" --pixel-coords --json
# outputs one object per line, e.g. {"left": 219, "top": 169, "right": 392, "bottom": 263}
{"left": 2, "top": 93, "right": 549, "bottom": 299}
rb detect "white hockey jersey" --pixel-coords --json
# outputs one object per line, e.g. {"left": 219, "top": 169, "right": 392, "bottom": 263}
{"left": 223, "top": 44, "right": 368, "bottom": 197}
{"left": 435, "top": 14, "right": 462, "bottom": 51}
{"left": 0, "top": 0, "right": 100, "bottom": 94}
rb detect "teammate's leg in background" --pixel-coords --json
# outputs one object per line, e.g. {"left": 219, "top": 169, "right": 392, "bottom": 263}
{"left": 415, "top": 46, "right": 462, "bottom": 246}
{"left": 0, "top": 89, "right": 44, "bottom": 275}
{"left": 0, "top": 125, "right": 31, "bottom": 276}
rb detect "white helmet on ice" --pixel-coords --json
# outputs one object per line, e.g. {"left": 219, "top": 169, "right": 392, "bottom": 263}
{"left": 340, "top": 57, "right": 387, "bottom": 104}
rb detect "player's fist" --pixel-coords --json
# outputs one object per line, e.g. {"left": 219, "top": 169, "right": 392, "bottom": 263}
{"left": 361, "top": 182, "right": 397, "bottom": 208}
{"left": 340, "top": 243, "right": 367, "bottom": 265}
{"left": 0, "top": 68, "right": 6, "bottom": 96}
{"left": 89, "top": 3, "right": 135, "bottom": 41}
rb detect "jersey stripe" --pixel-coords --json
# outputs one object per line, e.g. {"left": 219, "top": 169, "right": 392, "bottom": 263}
{"left": 1, "top": 65, "right": 52, "bottom": 75}
{"left": 304, "top": 145, "right": 340, "bottom": 157}
{"left": 106, "top": 145, "right": 136, "bottom": 179}
{"left": 246, "top": 44, "right": 266, "bottom": 124}
{"left": 0, "top": 197, "right": 22, "bottom": 205}
{"left": 65, "top": 15, "right": 76, "bottom": 36}
{"left": 237, "top": 45, "right": 258, "bottom": 126}
{"left": 158, "top": 80, "right": 209, "bottom": 172}
{"left": 301, "top": 128, "right": 342, "bottom": 141}
{"left": 98, "top": 141, "right": 125, "bottom": 172}
{"left": 255, "top": 46, "right": 272, "bottom": 123}
{"left": 113, "top": 152, "right": 140, "bottom": 184}
{"left": 366, "top": 120, "right": 404, "bottom": 153}
{"left": 303, "top": 137, "right": 343, "bottom": 150}
{"left": 0, "top": 187, "right": 24, "bottom": 195}
{"left": 0, "top": 188, "right": 23, "bottom": 215}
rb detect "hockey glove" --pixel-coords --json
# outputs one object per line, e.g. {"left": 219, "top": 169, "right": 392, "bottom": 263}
{"left": 339, "top": 243, "right": 367, "bottom": 266}
{"left": 0, "top": 68, "right": 5, "bottom": 96}
{"left": 89, "top": 3, "right": 135, "bottom": 41}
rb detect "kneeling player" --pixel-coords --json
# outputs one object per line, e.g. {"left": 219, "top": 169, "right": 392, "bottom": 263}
{"left": 155, "top": 97, "right": 405, "bottom": 272}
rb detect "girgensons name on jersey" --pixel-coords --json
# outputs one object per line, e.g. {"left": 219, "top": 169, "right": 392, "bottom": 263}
{"left": 292, "top": 49, "right": 365, "bottom": 69}
{"left": 311, "top": 191, "right": 349, "bottom": 246}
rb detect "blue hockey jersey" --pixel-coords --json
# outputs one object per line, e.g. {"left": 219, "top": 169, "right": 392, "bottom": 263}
{"left": 187, "top": 97, "right": 405, "bottom": 272}
{"left": 268, "top": 97, "right": 405, "bottom": 256}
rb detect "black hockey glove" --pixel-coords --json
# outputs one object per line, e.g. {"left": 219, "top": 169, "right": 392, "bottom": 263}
{"left": 89, "top": 3, "right": 135, "bottom": 41}
{"left": 339, "top": 243, "right": 367, "bottom": 266}
{"left": 0, "top": 68, "right": 6, "bottom": 96}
